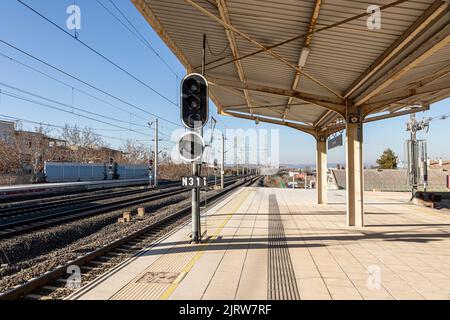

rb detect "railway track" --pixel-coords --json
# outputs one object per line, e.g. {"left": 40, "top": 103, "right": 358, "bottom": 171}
{"left": 0, "top": 176, "right": 259, "bottom": 300}
{"left": 0, "top": 187, "right": 159, "bottom": 220}
{"left": 0, "top": 176, "right": 244, "bottom": 239}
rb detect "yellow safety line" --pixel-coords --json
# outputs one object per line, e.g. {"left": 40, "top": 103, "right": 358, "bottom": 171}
{"left": 158, "top": 190, "right": 251, "bottom": 300}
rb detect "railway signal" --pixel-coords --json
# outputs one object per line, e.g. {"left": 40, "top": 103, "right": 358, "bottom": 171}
{"left": 179, "top": 72, "right": 209, "bottom": 244}
{"left": 108, "top": 157, "right": 114, "bottom": 171}
{"left": 181, "top": 73, "right": 209, "bottom": 129}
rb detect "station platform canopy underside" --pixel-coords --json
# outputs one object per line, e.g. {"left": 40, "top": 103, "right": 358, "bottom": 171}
{"left": 132, "top": 0, "right": 450, "bottom": 227}
{"left": 132, "top": 0, "right": 450, "bottom": 137}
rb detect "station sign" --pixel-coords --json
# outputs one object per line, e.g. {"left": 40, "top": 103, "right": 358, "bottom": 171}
{"left": 328, "top": 134, "right": 343, "bottom": 150}
{"left": 181, "top": 176, "right": 208, "bottom": 189}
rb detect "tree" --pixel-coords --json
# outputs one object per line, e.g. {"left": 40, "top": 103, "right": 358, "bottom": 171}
{"left": 376, "top": 148, "right": 398, "bottom": 169}
{"left": 120, "top": 140, "right": 150, "bottom": 165}
{"left": 60, "top": 125, "right": 105, "bottom": 162}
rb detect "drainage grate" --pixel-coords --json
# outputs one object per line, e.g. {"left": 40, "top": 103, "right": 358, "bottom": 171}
{"left": 267, "top": 195, "right": 300, "bottom": 300}
{"left": 137, "top": 272, "right": 179, "bottom": 284}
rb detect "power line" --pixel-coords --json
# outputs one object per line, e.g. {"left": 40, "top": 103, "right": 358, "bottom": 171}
{"left": 428, "top": 112, "right": 450, "bottom": 121}
{"left": 0, "top": 82, "right": 149, "bottom": 130}
{"left": 0, "top": 52, "right": 148, "bottom": 123}
{"left": 0, "top": 40, "right": 182, "bottom": 128}
{"left": 1, "top": 89, "right": 150, "bottom": 137}
{"left": 0, "top": 113, "right": 149, "bottom": 143}
{"left": 16, "top": 0, "right": 178, "bottom": 108}
{"left": 95, "top": 0, "right": 180, "bottom": 79}
{"left": 0, "top": 84, "right": 176, "bottom": 142}
{"left": 0, "top": 51, "right": 178, "bottom": 135}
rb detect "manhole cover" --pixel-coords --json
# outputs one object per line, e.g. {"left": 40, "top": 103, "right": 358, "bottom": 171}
{"left": 137, "top": 272, "right": 180, "bottom": 284}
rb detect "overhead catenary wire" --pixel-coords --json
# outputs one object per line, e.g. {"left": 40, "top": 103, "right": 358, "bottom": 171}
{"left": 0, "top": 52, "right": 147, "bottom": 123}
{"left": 0, "top": 88, "right": 175, "bottom": 144}
{"left": 0, "top": 86, "right": 175, "bottom": 141}
{"left": 0, "top": 113, "right": 175, "bottom": 144}
{"left": 0, "top": 113, "right": 150, "bottom": 143}
{"left": 0, "top": 89, "right": 175, "bottom": 144}
{"left": 0, "top": 81, "right": 175, "bottom": 140}
{"left": 95, "top": 0, "right": 181, "bottom": 80}
{"left": 15, "top": 0, "right": 179, "bottom": 108}
{"left": 1, "top": 90, "right": 151, "bottom": 137}
{"left": 0, "top": 40, "right": 182, "bottom": 129}
{"left": 0, "top": 52, "right": 178, "bottom": 135}
{"left": 0, "top": 82, "right": 150, "bottom": 130}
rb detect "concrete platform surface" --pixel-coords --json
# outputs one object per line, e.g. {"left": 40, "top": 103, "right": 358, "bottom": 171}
{"left": 69, "top": 188, "right": 450, "bottom": 300}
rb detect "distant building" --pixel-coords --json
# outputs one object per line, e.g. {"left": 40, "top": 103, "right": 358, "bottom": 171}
{"left": 0, "top": 120, "right": 15, "bottom": 142}
{"left": 429, "top": 159, "right": 450, "bottom": 170}
{"left": 0, "top": 121, "right": 70, "bottom": 174}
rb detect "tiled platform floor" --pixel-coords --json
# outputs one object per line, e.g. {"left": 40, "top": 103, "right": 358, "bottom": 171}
{"left": 69, "top": 188, "right": 450, "bottom": 300}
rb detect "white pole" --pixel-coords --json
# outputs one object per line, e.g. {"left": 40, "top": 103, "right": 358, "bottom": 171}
{"left": 154, "top": 119, "right": 158, "bottom": 187}
{"left": 221, "top": 133, "right": 225, "bottom": 189}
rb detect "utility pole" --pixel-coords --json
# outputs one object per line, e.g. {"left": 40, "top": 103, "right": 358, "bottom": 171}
{"left": 221, "top": 133, "right": 225, "bottom": 189}
{"left": 410, "top": 114, "right": 418, "bottom": 196}
{"left": 154, "top": 118, "right": 158, "bottom": 187}
{"left": 406, "top": 112, "right": 430, "bottom": 197}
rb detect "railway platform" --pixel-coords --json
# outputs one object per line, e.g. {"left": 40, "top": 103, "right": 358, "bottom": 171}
{"left": 68, "top": 187, "right": 450, "bottom": 300}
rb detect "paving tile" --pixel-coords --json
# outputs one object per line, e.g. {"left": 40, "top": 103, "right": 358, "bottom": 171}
{"left": 70, "top": 188, "right": 450, "bottom": 301}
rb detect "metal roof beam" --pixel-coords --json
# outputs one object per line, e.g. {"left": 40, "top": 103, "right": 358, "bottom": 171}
{"left": 345, "top": 0, "right": 449, "bottom": 99}
{"left": 371, "top": 65, "right": 450, "bottom": 99}
{"left": 314, "top": 110, "right": 332, "bottom": 127}
{"left": 364, "top": 106, "right": 430, "bottom": 123}
{"left": 324, "top": 105, "right": 431, "bottom": 133}
{"left": 201, "top": 1, "right": 409, "bottom": 72}
{"left": 224, "top": 102, "right": 307, "bottom": 110}
{"left": 363, "top": 80, "right": 450, "bottom": 115}
{"left": 183, "top": 0, "right": 343, "bottom": 99}
{"left": 355, "top": 23, "right": 450, "bottom": 107}
{"left": 131, "top": 0, "right": 226, "bottom": 111}
{"left": 283, "top": 0, "right": 322, "bottom": 119}
{"left": 216, "top": 0, "right": 253, "bottom": 114}
{"left": 318, "top": 113, "right": 342, "bottom": 131}
{"left": 208, "top": 77, "right": 345, "bottom": 114}
{"left": 222, "top": 110, "right": 317, "bottom": 136}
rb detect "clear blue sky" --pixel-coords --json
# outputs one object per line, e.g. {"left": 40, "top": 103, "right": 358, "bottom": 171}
{"left": 0, "top": 0, "right": 449, "bottom": 166}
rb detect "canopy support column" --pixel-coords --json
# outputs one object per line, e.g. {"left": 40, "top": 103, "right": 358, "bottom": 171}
{"left": 316, "top": 138, "right": 327, "bottom": 204}
{"left": 346, "top": 119, "right": 364, "bottom": 227}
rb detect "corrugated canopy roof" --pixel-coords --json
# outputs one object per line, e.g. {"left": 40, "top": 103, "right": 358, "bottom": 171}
{"left": 132, "top": 0, "right": 450, "bottom": 137}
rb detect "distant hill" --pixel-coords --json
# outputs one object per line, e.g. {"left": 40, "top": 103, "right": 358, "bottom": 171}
{"left": 280, "top": 163, "right": 377, "bottom": 170}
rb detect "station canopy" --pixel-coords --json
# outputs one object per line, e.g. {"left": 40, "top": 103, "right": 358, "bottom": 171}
{"left": 132, "top": 0, "right": 450, "bottom": 135}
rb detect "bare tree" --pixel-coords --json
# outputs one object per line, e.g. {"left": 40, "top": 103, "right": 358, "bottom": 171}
{"left": 120, "top": 139, "right": 150, "bottom": 165}
{"left": 0, "top": 139, "right": 21, "bottom": 174}
{"left": 60, "top": 125, "right": 105, "bottom": 162}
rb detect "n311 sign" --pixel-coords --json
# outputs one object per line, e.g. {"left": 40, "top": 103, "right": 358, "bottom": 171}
{"left": 181, "top": 176, "right": 208, "bottom": 188}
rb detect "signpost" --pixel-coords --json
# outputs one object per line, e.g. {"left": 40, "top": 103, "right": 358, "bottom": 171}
{"left": 181, "top": 176, "right": 208, "bottom": 189}
{"left": 180, "top": 72, "right": 209, "bottom": 244}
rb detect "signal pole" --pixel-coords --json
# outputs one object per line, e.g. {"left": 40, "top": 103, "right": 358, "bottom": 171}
{"left": 179, "top": 38, "right": 209, "bottom": 243}
{"left": 221, "top": 133, "right": 225, "bottom": 189}
{"left": 192, "top": 154, "right": 201, "bottom": 242}
{"left": 154, "top": 118, "right": 159, "bottom": 187}
{"left": 190, "top": 35, "right": 207, "bottom": 243}
{"left": 409, "top": 114, "right": 418, "bottom": 196}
